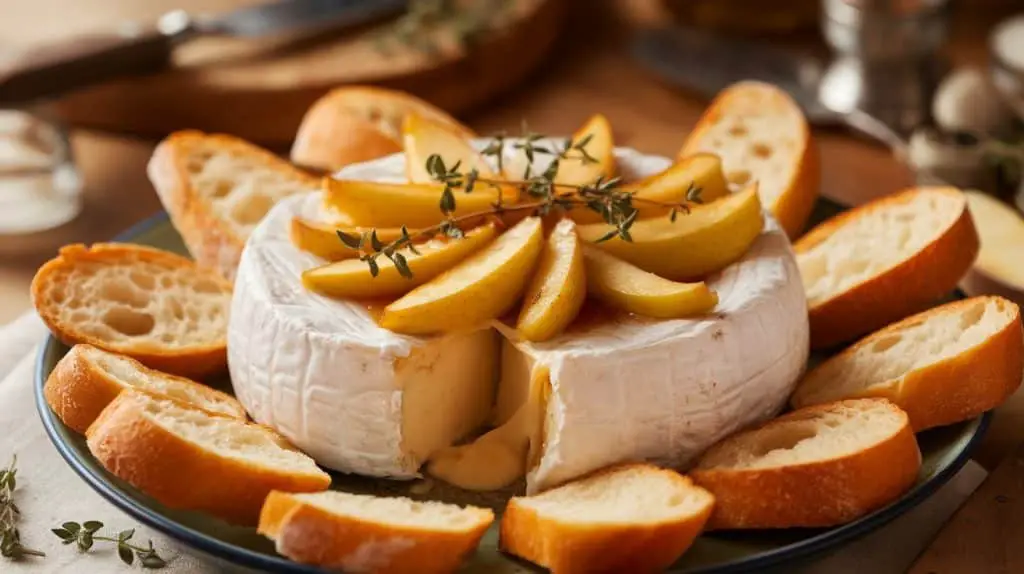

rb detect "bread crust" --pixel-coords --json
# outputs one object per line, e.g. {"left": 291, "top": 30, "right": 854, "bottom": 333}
{"left": 678, "top": 80, "right": 820, "bottom": 239}
{"left": 796, "top": 187, "right": 980, "bottom": 349}
{"left": 500, "top": 464, "right": 714, "bottom": 574}
{"left": 86, "top": 392, "right": 330, "bottom": 526}
{"left": 147, "top": 130, "right": 320, "bottom": 281}
{"left": 291, "top": 86, "right": 476, "bottom": 172}
{"left": 44, "top": 344, "right": 246, "bottom": 434}
{"left": 257, "top": 491, "right": 493, "bottom": 574}
{"left": 793, "top": 296, "right": 1023, "bottom": 431}
{"left": 31, "top": 243, "right": 232, "bottom": 380}
{"left": 691, "top": 399, "right": 921, "bottom": 530}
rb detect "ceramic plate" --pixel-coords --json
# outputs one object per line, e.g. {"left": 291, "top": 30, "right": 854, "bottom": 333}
{"left": 35, "top": 200, "right": 989, "bottom": 573}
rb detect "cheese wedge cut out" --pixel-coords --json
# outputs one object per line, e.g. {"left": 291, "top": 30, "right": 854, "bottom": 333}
{"left": 381, "top": 217, "right": 544, "bottom": 335}
{"left": 516, "top": 219, "right": 587, "bottom": 342}
{"left": 427, "top": 365, "right": 550, "bottom": 491}
{"left": 323, "top": 178, "right": 500, "bottom": 228}
{"left": 569, "top": 153, "right": 729, "bottom": 224}
{"left": 302, "top": 224, "right": 498, "bottom": 299}
{"left": 577, "top": 182, "right": 764, "bottom": 280}
{"left": 229, "top": 147, "right": 809, "bottom": 492}
{"left": 583, "top": 246, "right": 718, "bottom": 318}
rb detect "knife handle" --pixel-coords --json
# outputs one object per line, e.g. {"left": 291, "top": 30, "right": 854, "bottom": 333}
{"left": 0, "top": 12, "right": 195, "bottom": 105}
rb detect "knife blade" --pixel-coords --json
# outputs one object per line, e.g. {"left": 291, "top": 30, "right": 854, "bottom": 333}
{"left": 631, "top": 26, "right": 838, "bottom": 124}
{"left": 631, "top": 25, "right": 910, "bottom": 152}
{"left": 0, "top": 0, "right": 408, "bottom": 105}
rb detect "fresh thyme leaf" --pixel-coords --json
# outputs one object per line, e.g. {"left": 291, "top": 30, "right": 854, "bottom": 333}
{"left": 337, "top": 231, "right": 362, "bottom": 250}
{"left": 573, "top": 133, "right": 594, "bottom": 151}
{"left": 393, "top": 253, "right": 413, "bottom": 279}
{"left": 440, "top": 188, "right": 457, "bottom": 214}
{"left": 370, "top": 230, "right": 384, "bottom": 252}
{"left": 366, "top": 257, "right": 380, "bottom": 278}
{"left": 595, "top": 229, "right": 619, "bottom": 243}
{"left": 426, "top": 154, "right": 446, "bottom": 179}
{"left": 62, "top": 522, "right": 81, "bottom": 535}
{"left": 83, "top": 521, "right": 103, "bottom": 533}
{"left": 119, "top": 544, "right": 134, "bottom": 565}
{"left": 670, "top": 208, "right": 678, "bottom": 222}
{"left": 52, "top": 528, "right": 72, "bottom": 541}
{"left": 686, "top": 183, "right": 704, "bottom": 204}
{"left": 1, "top": 456, "right": 45, "bottom": 560}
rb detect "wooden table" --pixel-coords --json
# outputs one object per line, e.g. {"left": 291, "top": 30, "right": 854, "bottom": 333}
{"left": 2, "top": 0, "right": 1022, "bottom": 570}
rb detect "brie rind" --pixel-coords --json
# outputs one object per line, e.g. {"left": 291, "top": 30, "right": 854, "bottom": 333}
{"left": 228, "top": 146, "right": 809, "bottom": 491}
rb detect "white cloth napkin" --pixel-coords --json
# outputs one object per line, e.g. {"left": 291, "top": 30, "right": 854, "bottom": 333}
{"left": 0, "top": 310, "right": 988, "bottom": 574}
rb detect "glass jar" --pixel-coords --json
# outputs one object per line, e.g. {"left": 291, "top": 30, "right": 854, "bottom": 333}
{"left": 0, "top": 110, "right": 82, "bottom": 234}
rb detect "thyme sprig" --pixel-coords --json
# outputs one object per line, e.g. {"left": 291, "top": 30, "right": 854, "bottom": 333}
{"left": 337, "top": 131, "right": 703, "bottom": 278}
{"left": 375, "top": 0, "right": 511, "bottom": 56}
{"left": 0, "top": 456, "right": 45, "bottom": 560}
{"left": 52, "top": 522, "right": 167, "bottom": 569}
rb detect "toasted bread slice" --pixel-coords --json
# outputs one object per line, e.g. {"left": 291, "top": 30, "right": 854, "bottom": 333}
{"left": 500, "top": 463, "right": 714, "bottom": 574}
{"left": 87, "top": 391, "right": 330, "bottom": 525}
{"left": 147, "top": 130, "right": 320, "bottom": 280}
{"left": 795, "top": 187, "right": 980, "bottom": 349}
{"left": 31, "top": 243, "right": 232, "bottom": 380}
{"left": 678, "top": 81, "right": 820, "bottom": 238}
{"left": 291, "top": 86, "right": 475, "bottom": 172}
{"left": 258, "top": 491, "right": 493, "bottom": 574}
{"left": 961, "top": 191, "right": 1024, "bottom": 300}
{"left": 44, "top": 344, "right": 245, "bottom": 434}
{"left": 792, "top": 296, "right": 1023, "bottom": 431}
{"left": 691, "top": 399, "right": 921, "bottom": 529}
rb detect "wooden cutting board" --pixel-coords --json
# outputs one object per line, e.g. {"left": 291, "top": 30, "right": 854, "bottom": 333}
{"left": 1, "top": 0, "right": 568, "bottom": 145}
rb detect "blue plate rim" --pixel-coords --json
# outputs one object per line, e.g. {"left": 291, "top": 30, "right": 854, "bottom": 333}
{"left": 33, "top": 209, "right": 992, "bottom": 574}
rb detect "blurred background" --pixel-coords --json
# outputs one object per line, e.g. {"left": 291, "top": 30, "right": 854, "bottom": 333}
{"left": 1, "top": 0, "right": 1023, "bottom": 324}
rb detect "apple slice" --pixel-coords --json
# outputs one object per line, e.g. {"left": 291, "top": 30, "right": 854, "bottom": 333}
{"left": 577, "top": 183, "right": 764, "bottom": 280}
{"left": 569, "top": 153, "right": 730, "bottom": 224}
{"left": 290, "top": 218, "right": 416, "bottom": 261}
{"left": 381, "top": 217, "right": 545, "bottom": 334}
{"left": 516, "top": 219, "right": 587, "bottom": 342}
{"left": 302, "top": 224, "right": 498, "bottom": 299}
{"left": 404, "top": 113, "right": 494, "bottom": 180}
{"left": 323, "top": 178, "right": 501, "bottom": 228}
{"left": 555, "top": 114, "right": 616, "bottom": 186}
{"left": 583, "top": 246, "right": 718, "bottom": 318}
{"left": 964, "top": 191, "right": 1024, "bottom": 292}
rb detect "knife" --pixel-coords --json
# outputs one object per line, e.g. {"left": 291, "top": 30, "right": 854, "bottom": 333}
{"left": 0, "top": 0, "right": 408, "bottom": 105}
{"left": 631, "top": 26, "right": 909, "bottom": 154}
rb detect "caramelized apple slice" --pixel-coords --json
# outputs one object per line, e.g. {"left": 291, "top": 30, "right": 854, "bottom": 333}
{"left": 516, "top": 219, "right": 586, "bottom": 341}
{"left": 569, "top": 153, "right": 730, "bottom": 224}
{"left": 404, "top": 113, "right": 492, "bottom": 178}
{"left": 583, "top": 246, "right": 718, "bottom": 318}
{"left": 381, "top": 217, "right": 545, "bottom": 335}
{"left": 323, "top": 178, "right": 501, "bottom": 228}
{"left": 290, "top": 218, "right": 413, "bottom": 261}
{"left": 577, "top": 183, "right": 764, "bottom": 280}
{"left": 555, "top": 113, "right": 616, "bottom": 186}
{"left": 302, "top": 224, "right": 498, "bottom": 299}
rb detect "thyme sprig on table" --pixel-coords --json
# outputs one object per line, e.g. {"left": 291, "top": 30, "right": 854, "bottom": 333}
{"left": 337, "top": 130, "right": 703, "bottom": 279}
{"left": 0, "top": 456, "right": 45, "bottom": 560}
{"left": 52, "top": 522, "right": 168, "bottom": 569}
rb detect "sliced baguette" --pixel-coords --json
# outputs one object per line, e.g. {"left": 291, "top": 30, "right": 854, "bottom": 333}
{"left": 31, "top": 243, "right": 232, "bottom": 380}
{"left": 795, "top": 186, "right": 980, "bottom": 349}
{"left": 147, "top": 130, "right": 320, "bottom": 281}
{"left": 500, "top": 463, "right": 714, "bottom": 574}
{"left": 691, "top": 398, "right": 921, "bottom": 529}
{"left": 792, "top": 296, "right": 1023, "bottom": 431}
{"left": 678, "top": 81, "right": 820, "bottom": 238}
{"left": 258, "top": 491, "right": 493, "bottom": 574}
{"left": 45, "top": 344, "right": 245, "bottom": 434}
{"left": 291, "top": 86, "right": 475, "bottom": 172}
{"left": 87, "top": 391, "right": 330, "bottom": 525}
